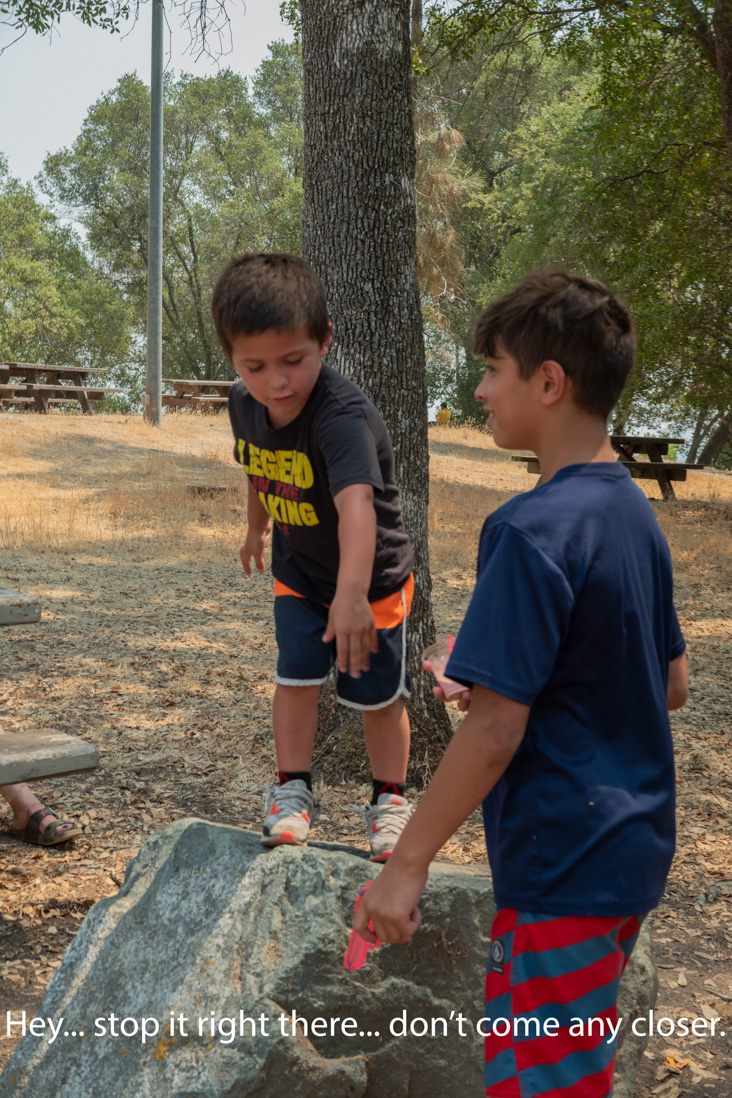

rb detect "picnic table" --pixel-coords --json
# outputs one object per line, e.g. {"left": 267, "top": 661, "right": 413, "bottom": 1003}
{"left": 0, "top": 362, "right": 123, "bottom": 414}
{"left": 162, "top": 377, "right": 234, "bottom": 412}
{"left": 512, "top": 436, "right": 704, "bottom": 500}
{"left": 0, "top": 589, "right": 99, "bottom": 784}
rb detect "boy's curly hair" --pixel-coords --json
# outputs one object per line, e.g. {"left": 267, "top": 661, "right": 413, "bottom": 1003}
{"left": 473, "top": 271, "right": 636, "bottom": 418}
{"left": 212, "top": 253, "right": 330, "bottom": 359}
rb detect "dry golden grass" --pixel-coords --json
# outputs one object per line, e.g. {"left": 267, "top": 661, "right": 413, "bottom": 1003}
{"left": 428, "top": 421, "right": 732, "bottom": 586}
{"left": 0, "top": 413, "right": 247, "bottom": 558}
{"left": 2, "top": 413, "right": 729, "bottom": 560}
{"left": 429, "top": 421, "right": 732, "bottom": 500}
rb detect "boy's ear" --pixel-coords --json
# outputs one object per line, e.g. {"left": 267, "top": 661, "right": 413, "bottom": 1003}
{"left": 537, "top": 359, "right": 566, "bottom": 407}
{"left": 321, "top": 322, "right": 333, "bottom": 357}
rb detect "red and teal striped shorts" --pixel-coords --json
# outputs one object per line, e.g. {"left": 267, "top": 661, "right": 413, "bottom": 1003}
{"left": 484, "top": 908, "right": 643, "bottom": 1098}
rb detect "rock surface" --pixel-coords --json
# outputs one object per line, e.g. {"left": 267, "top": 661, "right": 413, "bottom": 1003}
{"left": 1, "top": 820, "right": 657, "bottom": 1097}
{"left": 615, "top": 923, "right": 660, "bottom": 1098}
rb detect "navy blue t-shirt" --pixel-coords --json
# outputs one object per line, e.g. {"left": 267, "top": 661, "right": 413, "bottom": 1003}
{"left": 446, "top": 463, "right": 685, "bottom": 917}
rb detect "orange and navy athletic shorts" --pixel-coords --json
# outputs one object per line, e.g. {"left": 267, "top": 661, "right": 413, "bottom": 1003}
{"left": 273, "top": 574, "right": 413, "bottom": 710}
{"left": 483, "top": 908, "right": 644, "bottom": 1098}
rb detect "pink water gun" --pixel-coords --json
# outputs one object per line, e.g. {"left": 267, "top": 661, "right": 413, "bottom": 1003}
{"left": 343, "top": 881, "right": 382, "bottom": 970}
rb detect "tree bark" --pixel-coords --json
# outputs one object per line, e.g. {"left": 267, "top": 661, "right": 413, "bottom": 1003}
{"left": 300, "top": 0, "right": 452, "bottom": 779}
{"left": 686, "top": 405, "right": 719, "bottom": 462}
{"left": 611, "top": 398, "right": 631, "bottom": 435}
{"left": 713, "top": 1, "right": 732, "bottom": 163}
{"left": 698, "top": 406, "right": 732, "bottom": 465}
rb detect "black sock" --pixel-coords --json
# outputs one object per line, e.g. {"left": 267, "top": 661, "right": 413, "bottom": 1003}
{"left": 278, "top": 770, "right": 312, "bottom": 791}
{"left": 371, "top": 779, "right": 405, "bottom": 805}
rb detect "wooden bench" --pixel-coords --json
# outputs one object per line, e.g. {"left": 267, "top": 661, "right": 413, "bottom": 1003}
{"left": 512, "top": 456, "right": 542, "bottom": 475}
{"left": 511, "top": 436, "right": 704, "bottom": 500}
{"left": 1, "top": 590, "right": 99, "bottom": 784}
{"left": 163, "top": 394, "right": 229, "bottom": 411}
{"left": 21, "top": 384, "right": 123, "bottom": 413}
{"left": 0, "top": 395, "right": 35, "bottom": 409}
{"left": 163, "top": 378, "right": 234, "bottom": 394}
{"left": 162, "top": 377, "right": 234, "bottom": 412}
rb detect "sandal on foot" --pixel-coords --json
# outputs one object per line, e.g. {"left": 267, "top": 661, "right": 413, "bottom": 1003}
{"left": 13, "top": 807, "right": 83, "bottom": 846}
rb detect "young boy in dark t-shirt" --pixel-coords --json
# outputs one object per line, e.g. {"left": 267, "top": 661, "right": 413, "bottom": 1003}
{"left": 355, "top": 272, "right": 688, "bottom": 1096}
{"left": 211, "top": 253, "right": 415, "bottom": 860}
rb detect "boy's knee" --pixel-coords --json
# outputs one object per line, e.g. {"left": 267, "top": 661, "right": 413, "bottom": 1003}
{"left": 275, "top": 682, "right": 320, "bottom": 698}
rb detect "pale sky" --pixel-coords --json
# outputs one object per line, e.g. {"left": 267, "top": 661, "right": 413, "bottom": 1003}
{"left": 0, "top": 0, "right": 294, "bottom": 184}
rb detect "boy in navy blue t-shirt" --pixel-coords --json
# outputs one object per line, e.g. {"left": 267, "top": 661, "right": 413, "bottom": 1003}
{"left": 356, "top": 271, "right": 688, "bottom": 1098}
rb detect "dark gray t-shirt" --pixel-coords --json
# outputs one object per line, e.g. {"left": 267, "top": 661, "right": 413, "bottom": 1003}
{"left": 228, "top": 364, "right": 413, "bottom": 603}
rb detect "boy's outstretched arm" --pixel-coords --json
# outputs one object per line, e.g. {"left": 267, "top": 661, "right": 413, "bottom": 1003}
{"left": 323, "top": 483, "right": 378, "bottom": 678}
{"left": 240, "top": 479, "right": 273, "bottom": 575}
{"left": 667, "top": 651, "right": 688, "bottom": 710}
{"left": 353, "top": 686, "right": 529, "bottom": 945}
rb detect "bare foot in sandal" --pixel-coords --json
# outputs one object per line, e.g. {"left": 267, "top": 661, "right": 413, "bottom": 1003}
{"left": 0, "top": 720, "right": 83, "bottom": 845}
{"left": 1, "top": 784, "right": 83, "bottom": 845}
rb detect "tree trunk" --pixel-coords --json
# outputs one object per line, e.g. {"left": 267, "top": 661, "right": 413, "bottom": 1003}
{"left": 698, "top": 407, "right": 732, "bottom": 465}
{"left": 610, "top": 393, "right": 633, "bottom": 435}
{"left": 713, "top": 1, "right": 732, "bottom": 164}
{"left": 686, "top": 406, "right": 719, "bottom": 463}
{"left": 300, "top": 0, "right": 452, "bottom": 780}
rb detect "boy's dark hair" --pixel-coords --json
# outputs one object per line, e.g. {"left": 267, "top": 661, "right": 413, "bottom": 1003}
{"left": 473, "top": 271, "right": 635, "bottom": 418}
{"left": 212, "top": 253, "right": 330, "bottom": 359}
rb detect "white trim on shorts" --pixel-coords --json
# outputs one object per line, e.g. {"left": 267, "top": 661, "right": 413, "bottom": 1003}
{"left": 336, "top": 584, "right": 410, "bottom": 711}
{"left": 274, "top": 674, "right": 329, "bottom": 687}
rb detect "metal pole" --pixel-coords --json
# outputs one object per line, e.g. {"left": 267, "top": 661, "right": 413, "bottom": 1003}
{"left": 145, "top": 0, "right": 164, "bottom": 424}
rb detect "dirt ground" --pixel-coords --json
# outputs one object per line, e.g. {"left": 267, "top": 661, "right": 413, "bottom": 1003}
{"left": 0, "top": 414, "right": 730, "bottom": 1095}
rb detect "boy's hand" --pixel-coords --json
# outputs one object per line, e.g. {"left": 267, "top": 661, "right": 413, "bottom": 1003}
{"left": 240, "top": 527, "right": 269, "bottom": 575}
{"left": 423, "top": 659, "right": 473, "bottom": 710}
{"left": 355, "top": 687, "right": 528, "bottom": 948}
{"left": 434, "top": 685, "right": 472, "bottom": 711}
{"left": 353, "top": 859, "right": 425, "bottom": 945}
{"left": 330, "top": 484, "right": 377, "bottom": 676}
{"left": 323, "top": 593, "right": 378, "bottom": 678}
{"left": 242, "top": 481, "right": 272, "bottom": 575}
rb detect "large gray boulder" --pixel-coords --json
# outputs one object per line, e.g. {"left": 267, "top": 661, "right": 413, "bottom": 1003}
{"left": 615, "top": 925, "right": 660, "bottom": 1098}
{"left": 1, "top": 820, "right": 656, "bottom": 1097}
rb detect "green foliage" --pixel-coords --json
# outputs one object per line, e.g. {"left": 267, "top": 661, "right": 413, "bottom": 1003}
{"left": 416, "top": 2, "right": 732, "bottom": 455}
{"left": 0, "top": 154, "right": 133, "bottom": 372}
{"left": 40, "top": 45, "right": 304, "bottom": 382}
{"left": 479, "top": 30, "right": 732, "bottom": 439}
{"left": 423, "top": 322, "right": 487, "bottom": 421}
{"left": 1, "top": 0, "right": 130, "bottom": 35}
{"left": 425, "top": 1, "right": 718, "bottom": 67}
{"left": 415, "top": 27, "right": 573, "bottom": 418}
{"left": 278, "top": 0, "right": 301, "bottom": 38}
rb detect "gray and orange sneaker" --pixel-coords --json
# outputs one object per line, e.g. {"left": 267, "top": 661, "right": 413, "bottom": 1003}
{"left": 261, "top": 780, "right": 321, "bottom": 847}
{"left": 352, "top": 793, "right": 413, "bottom": 862}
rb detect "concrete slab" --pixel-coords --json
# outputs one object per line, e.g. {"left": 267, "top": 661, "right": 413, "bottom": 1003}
{"left": 0, "top": 588, "right": 41, "bottom": 625}
{"left": 0, "top": 729, "right": 98, "bottom": 784}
